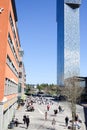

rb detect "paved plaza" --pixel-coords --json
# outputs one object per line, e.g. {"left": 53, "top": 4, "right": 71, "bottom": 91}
{"left": 8, "top": 98, "right": 86, "bottom": 130}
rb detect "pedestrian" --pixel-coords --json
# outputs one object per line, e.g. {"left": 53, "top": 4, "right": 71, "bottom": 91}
{"left": 73, "top": 121, "right": 81, "bottom": 129}
{"left": 47, "top": 104, "right": 50, "bottom": 111}
{"left": 23, "top": 115, "right": 26, "bottom": 124}
{"left": 75, "top": 114, "right": 79, "bottom": 121}
{"left": 15, "top": 118, "right": 18, "bottom": 127}
{"left": 54, "top": 109, "right": 58, "bottom": 116}
{"left": 58, "top": 105, "right": 63, "bottom": 112}
{"left": 45, "top": 111, "right": 47, "bottom": 120}
{"left": 65, "top": 116, "right": 69, "bottom": 126}
{"left": 25, "top": 115, "right": 30, "bottom": 129}
{"left": 52, "top": 118, "right": 56, "bottom": 130}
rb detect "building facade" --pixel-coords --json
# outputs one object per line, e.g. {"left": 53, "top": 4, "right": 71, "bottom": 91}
{"left": 56, "top": 0, "right": 81, "bottom": 85}
{"left": 0, "top": 0, "right": 26, "bottom": 130}
{"left": 18, "top": 48, "right": 26, "bottom": 100}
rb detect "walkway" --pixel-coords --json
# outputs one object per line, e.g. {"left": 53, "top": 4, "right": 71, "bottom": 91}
{"left": 8, "top": 101, "right": 86, "bottom": 130}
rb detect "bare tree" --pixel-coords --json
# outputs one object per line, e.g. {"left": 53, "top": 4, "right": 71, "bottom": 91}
{"left": 62, "top": 76, "right": 84, "bottom": 130}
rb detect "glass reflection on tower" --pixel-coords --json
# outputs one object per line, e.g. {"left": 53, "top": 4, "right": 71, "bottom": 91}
{"left": 56, "top": 0, "right": 81, "bottom": 85}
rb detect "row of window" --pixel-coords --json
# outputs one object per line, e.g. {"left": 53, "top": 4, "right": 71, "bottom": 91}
{"left": 9, "top": 13, "right": 16, "bottom": 40}
{"left": 19, "top": 72, "right": 22, "bottom": 78}
{"left": 9, "top": 13, "right": 19, "bottom": 52}
{"left": 6, "top": 55, "right": 18, "bottom": 77}
{"left": 8, "top": 33, "right": 19, "bottom": 65}
{"left": 19, "top": 61, "right": 22, "bottom": 67}
{"left": 4, "top": 78, "right": 18, "bottom": 95}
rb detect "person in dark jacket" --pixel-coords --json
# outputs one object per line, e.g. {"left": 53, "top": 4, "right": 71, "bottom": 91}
{"left": 58, "top": 105, "right": 62, "bottom": 112}
{"left": 54, "top": 109, "right": 58, "bottom": 116}
{"left": 25, "top": 115, "right": 30, "bottom": 129}
{"left": 75, "top": 114, "right": 79, "bottom": 121}
{"left": 65, "top": 116, "right": 69, "bottom": 126}
{"left": 23, "top": 115, "right": 26, "bottom": 124}
{"left": 15, "top": 118, "right": 19, "bottom": 127}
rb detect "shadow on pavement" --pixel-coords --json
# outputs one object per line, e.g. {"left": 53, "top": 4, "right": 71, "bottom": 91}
{"left": 37, "top": 117, "right": 65, "bottom": 125}
{"left": 59, "top": 124, "right": 66, "bottom": 127}
{"left": 19, "top": 126, "right": 26, "bottom": 129}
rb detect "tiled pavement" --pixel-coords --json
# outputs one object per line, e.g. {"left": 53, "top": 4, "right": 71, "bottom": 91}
{"left": 8, "top": 101, "right": 86, "bottom": 130}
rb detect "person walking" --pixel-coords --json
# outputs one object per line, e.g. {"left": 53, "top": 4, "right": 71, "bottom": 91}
{"left": 75, "top": 114, "right": 79, "bottom": 121}
{"left": 45, "top": 111, "right": 47, "bottom": 120}
{"left": 15, "top": 118, "right": 19, "bottom": 127}
{"left": 54, "top": 109, "right": 58, "bottom": 116}
{"left": 47, "top": 104, "right": 50, "bottom": 111}
{"left": 58, "top": 105, "right": 62, "bottom": 112}
{"left": 65, "top": 116, "right": 69, "bottom": 126}
{"left": 23, "top": 115, "right": 26, "bottom": 124}
{"left": 25, "top": 115, "right": 30, "bottom": 129}
{"left": 52, "top": 118, "right": 56, "bottom": 130}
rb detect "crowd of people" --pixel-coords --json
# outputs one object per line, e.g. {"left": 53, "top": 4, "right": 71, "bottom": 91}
{"left": 64, "top": 114, "right": 82, "bottom": 129}
{"left": 10, "top": 96, "right": 82, "bottom": 130}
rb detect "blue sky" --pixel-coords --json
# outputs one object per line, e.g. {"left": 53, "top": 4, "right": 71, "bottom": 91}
{"left": 15, "top": 0, "right": 87, "bottom": 84}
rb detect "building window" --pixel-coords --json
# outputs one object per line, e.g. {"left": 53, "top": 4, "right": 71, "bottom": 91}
{"left": 8, "top": 33, "right": 19, "bottom": 65}
{"left": 9, "top": 13, "right": 16, "bottom": 40}
{"left": 18, "top": 83, "right": 22, "bottom": 93}
{"left": 6, "top": 55, "right": 18, "bottom": 77}
{"left": 19, "top": 61, "right": 22, "bottom": 67}
{"left": 4, "top": 78, "right": 18, "bottom": 95}
{"left": 19, "top": 72, "right": 22, "bottom": 78}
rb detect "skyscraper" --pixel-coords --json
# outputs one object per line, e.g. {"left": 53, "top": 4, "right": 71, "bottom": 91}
{"left": 56, "top": 0, "right": 81, "bottom": 85}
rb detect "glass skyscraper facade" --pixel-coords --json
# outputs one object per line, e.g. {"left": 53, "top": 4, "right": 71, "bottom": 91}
{"left": 56, "top": 0, "right": 81, "bottom": 85}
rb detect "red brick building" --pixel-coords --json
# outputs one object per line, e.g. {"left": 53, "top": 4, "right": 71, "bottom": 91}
{"left": 0, "top": 0, "right": 26, "bottom": 129}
